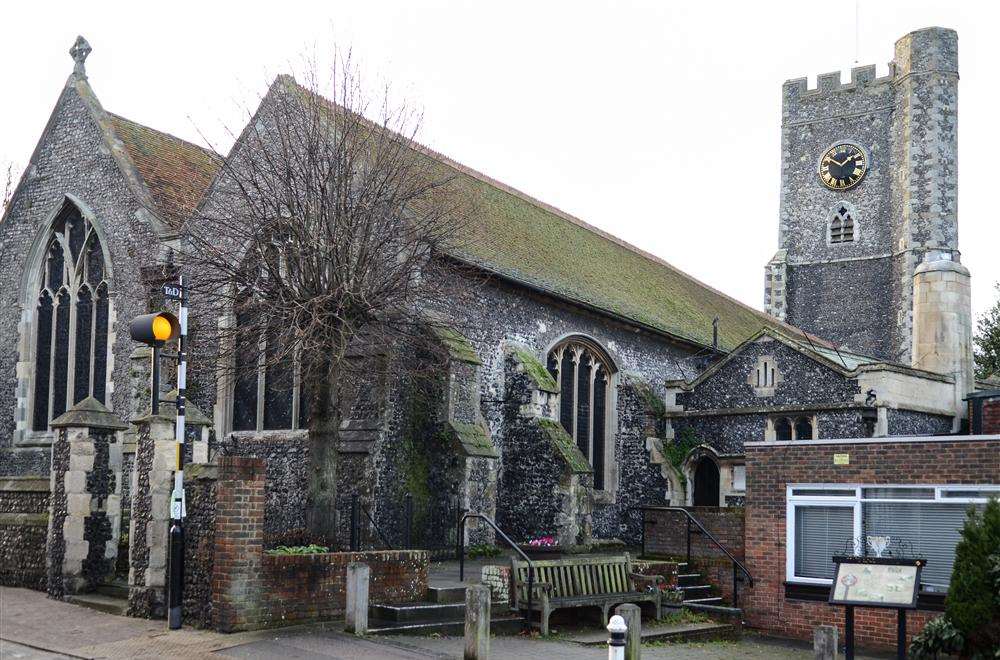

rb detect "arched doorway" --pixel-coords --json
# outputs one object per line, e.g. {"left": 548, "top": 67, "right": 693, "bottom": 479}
{"left": 692, "top": 457, "right": 720, "bottom": 506}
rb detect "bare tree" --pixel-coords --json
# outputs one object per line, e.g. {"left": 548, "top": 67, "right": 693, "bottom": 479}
{"left": 181, "top": 54, "right": 478, "bottom": 539}
{"left": 2, "top": 161, "right": 19, "bottom": 213}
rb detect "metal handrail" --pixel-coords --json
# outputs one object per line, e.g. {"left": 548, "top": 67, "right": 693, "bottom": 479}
{"left": 640, "top": 505, "right": 754, "bottom": 603}
{"left": 457, "top": 512, "right": 535, "bottom": 632}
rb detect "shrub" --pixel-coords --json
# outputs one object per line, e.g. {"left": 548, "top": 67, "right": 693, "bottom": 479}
{"left": 945, "top": 498, "right": 1000, "bottom": 654}
{"left": 909, "top": 616, "right": 964, "bottom": 659}
{"left": 467, "top": 543, "right": 504, "bottom": 559}
{"left": 266, "top": 544, "right": 330, "bottom": 555}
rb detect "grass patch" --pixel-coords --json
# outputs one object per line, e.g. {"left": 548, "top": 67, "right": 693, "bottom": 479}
{"left": 656, "top": 608, "right": 713, "bottom": 626}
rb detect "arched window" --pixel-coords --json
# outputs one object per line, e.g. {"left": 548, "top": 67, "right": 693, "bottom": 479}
{"left": 774, "top": 417, "right": 793, "bottom": 442}
{"left": 794, "top": 416, "right": 814, "bottom": 440}
{"left": 31, "top": 204, "right": 111, "bottom": 431}
{"left": 829, "top": 203, "right": 856, "bottom": 244}
{"left": 546, "top": 337, "right": 615, "bottom": 490}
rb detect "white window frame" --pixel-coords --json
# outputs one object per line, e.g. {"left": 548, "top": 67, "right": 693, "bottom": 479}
{"left": 785, "top": 483, "right": 1000, "bottom": 588}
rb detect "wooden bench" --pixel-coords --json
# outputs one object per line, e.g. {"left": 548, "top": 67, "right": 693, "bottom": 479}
{"left": 511, "top": 554, "right": 664, "bottom": 634}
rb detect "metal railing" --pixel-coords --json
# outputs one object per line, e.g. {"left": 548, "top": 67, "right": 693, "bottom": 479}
{"left": 457, "top": 512, "right": 536, "bottom": 632}
{"left": 639, "top": 506, "right": 754, "bottom": 604}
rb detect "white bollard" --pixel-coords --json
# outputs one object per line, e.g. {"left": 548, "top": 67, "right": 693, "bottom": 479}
{"left": 346, "top": 562, "right": 370, "bottom": 635}
{"left": 607, "top": 615, "right": 627, "bottom": 660}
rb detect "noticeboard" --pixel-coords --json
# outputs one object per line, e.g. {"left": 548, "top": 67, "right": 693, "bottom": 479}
{"left": 828, "top": 556, "right": 924, "bottom": 609}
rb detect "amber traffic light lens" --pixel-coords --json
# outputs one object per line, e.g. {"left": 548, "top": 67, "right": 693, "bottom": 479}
{"left": 152, "top": 315, "right": 173, "bottom": 341}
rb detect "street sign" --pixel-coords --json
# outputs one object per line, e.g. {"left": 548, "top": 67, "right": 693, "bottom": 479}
{"left": 163, "top": 283, "right": 183, "bottom": 300}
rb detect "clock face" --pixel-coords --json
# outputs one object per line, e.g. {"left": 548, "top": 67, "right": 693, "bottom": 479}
{"left": 819, "top": 143, "right": 867, "bottom": 190}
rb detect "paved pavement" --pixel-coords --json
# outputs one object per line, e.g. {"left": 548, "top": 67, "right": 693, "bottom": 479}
{"left": 2, "top": 586, "right": 892, "bottom": 660}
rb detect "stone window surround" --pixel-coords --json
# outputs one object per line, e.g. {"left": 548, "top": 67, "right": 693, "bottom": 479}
{"left": 827, "top": 200, "right": 860, "bottom": 245}
{"left": 546, "top": 334, "right": 619, "bottom": 501}
{"left": 14, "top": 195, "right": 117, "bottom": 447}
{"left": 215, "top": 310, "right": 306, "bottom": 437}
{"left": 748, "top": 355, "right": 783, "bottom": 396}
{"left": 765, "top": 414, "right": 819, "bottom": 442}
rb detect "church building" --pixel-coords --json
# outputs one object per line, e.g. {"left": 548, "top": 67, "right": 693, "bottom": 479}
{"left": 0, "top": 26, "right": 996, "bottom": 649}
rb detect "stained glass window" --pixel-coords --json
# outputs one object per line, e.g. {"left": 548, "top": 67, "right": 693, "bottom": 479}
{"left": 31, "top": 204, "right": 111, "bottom": 431}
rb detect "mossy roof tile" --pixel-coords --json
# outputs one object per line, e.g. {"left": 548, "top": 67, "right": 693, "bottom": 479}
{"left": 108, "top": 114, "right": 221, "bottom": 226}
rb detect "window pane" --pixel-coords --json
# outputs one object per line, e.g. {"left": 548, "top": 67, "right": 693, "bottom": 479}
{"left": 795, "top": 505, "right": 854, "bottom": 579}
{"left": 51, "top": 290, "right": 71, "bottom": 422}
{"left": 862, "top": 487, "right": 935, "bottom": 500}
{"left": 559, "top": 350, "right": 574, "bottom": 436}
{"left": 575, "top": 353, "right": 591, "bottom": 458}
{"left": 792, "top": 488, "right": 855, "bottom": 497}
{"left": 91, "top": 285, "right": 109, "bottom": 404}
{"left": 863, "top": 502, "right": 981, "bottom": 589}
{"left": 794, "top": 417, "right": 813, "bottom": 440}
{"left": 592, "top": 371, "right": 606, "bottom": 490}
{"left": 73, "top": 287, "right": 93, "bottom": 404}
{"left": 940, "top": 489, "right": 997, "bottom": 499}
{"left": 32, "top": 292, "right": 53, "bottom": 431}
{"left": 775, "top": 418, "right": 792, "bottom": 441}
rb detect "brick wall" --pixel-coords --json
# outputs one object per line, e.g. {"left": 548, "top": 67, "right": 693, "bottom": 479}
{"left": 744, "top": 437, "right": 1000, "bottom": 650}
{"left": 981, "top": 400, "right": 1000, "bottom": 434}
{"left": 643, "top": 507, "right": 745, "bottom": 605}
{"left": 210, "top": 455, "right": 428, "bottom": 632}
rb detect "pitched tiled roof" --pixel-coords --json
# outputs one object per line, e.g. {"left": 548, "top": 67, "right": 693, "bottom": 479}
{"left": 112, "top": 76, "right": 788, "bottom": 352}
{"left": 108, "top": 114, "right": 220, "bottom": 225}
{"left": 439, "top": 158, "right": 785, "bottom": 350}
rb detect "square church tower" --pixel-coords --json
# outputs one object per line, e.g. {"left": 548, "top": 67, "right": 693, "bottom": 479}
{"left": 764, "top": 27, "right": 959, "bottom": 364}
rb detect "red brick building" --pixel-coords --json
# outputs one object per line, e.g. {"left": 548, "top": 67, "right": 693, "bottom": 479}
{"left": 743, "top": 435, "right": 1000, "bottom": 649}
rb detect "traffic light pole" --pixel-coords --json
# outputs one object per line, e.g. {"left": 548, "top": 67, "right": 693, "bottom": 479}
{"left": 167, "top": 275, "right": 188, "bottom": 630}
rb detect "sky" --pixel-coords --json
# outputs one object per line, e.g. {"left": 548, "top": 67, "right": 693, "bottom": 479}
{"left": 2, "top": 1, "right": 998, "bottom": 322}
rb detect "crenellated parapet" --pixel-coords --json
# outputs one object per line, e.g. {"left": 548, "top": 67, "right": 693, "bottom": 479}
{"left": 782, "top": 63, "right": 895, "bottom": 101}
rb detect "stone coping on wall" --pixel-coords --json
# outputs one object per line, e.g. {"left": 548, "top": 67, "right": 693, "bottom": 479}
{"left": 746, "top": 434, "right": 1000, "bottom": 447}
{"left": 0, "top": 512, "right": 49, "bottom": 525}
{"left": 0, "top": 477, "right": 50, "bottom": 491}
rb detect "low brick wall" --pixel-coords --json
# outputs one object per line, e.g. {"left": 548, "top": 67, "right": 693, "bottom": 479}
{"left": 210, "top": 456, "right": 428, "bottom": 632}
{"left": 644, "top": 506, "right": 745, "bottom": 561}
{"left": 744, "top": 436, "right": 1000, "bottom": 650}
{"left": 0, "top": 477, "right": 50, "bottom": 590}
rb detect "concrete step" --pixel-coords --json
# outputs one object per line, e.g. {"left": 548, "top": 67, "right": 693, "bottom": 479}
{"left": 368, "top": 614, "right": 523, "bottom": 636}
{"left": 370, "top": 601, "right": 466, "bottom": 624}
{"left": 676, "top": 573, "right": 702, "bottom": 586}
{"left": 66, "top": 592, "right": 128, "bottom": 616}
{"left": 679, "top": 584, "right": 714, "bottom": 598}
{"left": 95, "top": 581, "right": 129, "bottom": 599}
{"left": 427, "top": 586, "right": 466, "bottom": 604}
{"left": 682, "top": 596, "right": 724, "bottom": 606}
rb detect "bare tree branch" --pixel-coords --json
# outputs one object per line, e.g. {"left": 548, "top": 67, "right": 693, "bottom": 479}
{"left": 178, "top": 49, "right": 481, "bottom": 539}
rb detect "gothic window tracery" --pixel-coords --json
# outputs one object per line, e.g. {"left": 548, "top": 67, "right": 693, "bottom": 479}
{"left": 829, "top": 203, "right": 856, "bottom": 244}
{"left": 31, "top": 204, "right": 111, "bottom": 431}
{"left": 546, "top": 337, "right": 615, "bottom": 490}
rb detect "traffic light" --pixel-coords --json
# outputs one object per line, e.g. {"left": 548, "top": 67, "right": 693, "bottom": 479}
{"left": 129, "top": 311, "right": 180, "bottom": 347}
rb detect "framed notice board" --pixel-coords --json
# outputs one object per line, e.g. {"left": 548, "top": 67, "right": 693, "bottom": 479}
{"left": 829, "top": 556, "right": 924, "bottom": 609}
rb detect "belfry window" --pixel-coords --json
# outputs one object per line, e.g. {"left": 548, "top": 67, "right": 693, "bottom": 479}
{"left": 31, "top": 204, "right": 111, "bottom": 431}
{"left": 829, "top": 204, "right": 856, "bottom": 244}
{"left": 546, "top": 338, "right": 615, "bottom": 490}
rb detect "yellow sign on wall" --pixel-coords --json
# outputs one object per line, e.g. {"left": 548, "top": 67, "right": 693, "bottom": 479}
{"left": 833, "top": 453, "right": 850, "bottom": 465}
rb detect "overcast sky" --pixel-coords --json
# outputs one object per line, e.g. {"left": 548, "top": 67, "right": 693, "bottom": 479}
{"left": 3, "top": 1, "right": 998, "bottom": 322}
